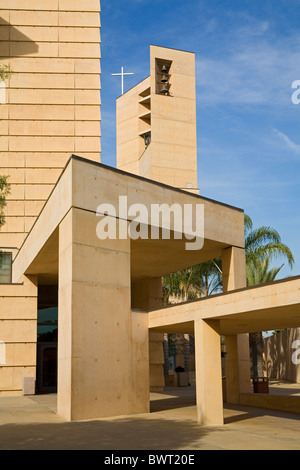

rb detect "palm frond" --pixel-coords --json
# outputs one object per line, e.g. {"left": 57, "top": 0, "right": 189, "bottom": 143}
{"left": 247, "top": 242, "right": 294, "bottom": 269}
{"left": 247, "top": 258, "right": 284, "bottom": 286}
{"left": 244, "top": 214, "right": 253, "bottom": 235}
{"left": 245, "top": 226, "right": 282, "bottom": 252}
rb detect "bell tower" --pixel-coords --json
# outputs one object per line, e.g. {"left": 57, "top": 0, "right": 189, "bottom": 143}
{"left": 116, "top": 45, "right": 199, "bottom": 194}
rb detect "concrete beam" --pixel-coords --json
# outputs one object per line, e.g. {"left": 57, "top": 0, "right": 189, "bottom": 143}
{"left": 149, "top": 276, "right": 300, "bottom": 335}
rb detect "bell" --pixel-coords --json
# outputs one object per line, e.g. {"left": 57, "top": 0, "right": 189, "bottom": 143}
{"left": 161, "top": 65, "right": 168, "bottom": 73}
{"left": 159, "top": 84, "right": 169, "bottom": 94}
{"left": 161, "top": 74, "right": 168, "bottom": 83}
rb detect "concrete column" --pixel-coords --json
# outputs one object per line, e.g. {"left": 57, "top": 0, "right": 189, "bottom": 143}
{"left": 195, "top": 319, "right": 223, "bottom": 425}
{"left": 57, "top": 208, "right": 149, "bottom": 421}
{"left": 237, "top": 334, "right": 252, "bottom": 394}
{"left": 132, "top": 277, "right": 165, "bottom": 391}
{"left": 222, "top": 247, "right": 251, "bottom": 403}
{"left": 224, "top": 335, "right": 239, "bottom": 404}
{"left": 222, "top": 246, "right": 246, "bottom": 292}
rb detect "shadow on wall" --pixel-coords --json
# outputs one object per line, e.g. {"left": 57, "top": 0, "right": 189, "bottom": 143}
{"left": 264, "top": 329, "right": 300, "bottom": 383}
{"left": 0, "top": 17, "right": 39, "bottom": 58}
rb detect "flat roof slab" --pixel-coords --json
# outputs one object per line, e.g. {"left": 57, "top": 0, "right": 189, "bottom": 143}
{"left": 13, "top": 156, "right": 245, "bottom": 283}
{"left": 149, "top": 276, "right": 300, "bottom": 335}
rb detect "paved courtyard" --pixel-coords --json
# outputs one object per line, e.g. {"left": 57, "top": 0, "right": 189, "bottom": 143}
{"left": 0, "top": 382, "right": 299, "bottom": 450}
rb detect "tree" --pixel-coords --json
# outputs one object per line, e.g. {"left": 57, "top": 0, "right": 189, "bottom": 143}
{"left": 0, "top": 176, "right": 11, "bottom": 269}
{"left": 0, "top": 175, "right": 10, "bottom": 229}
{"left": 188, "top": 260, "right": 223, "bottom": 298}
{"left": 162, "top": 260, "right": 222, "bottom": 372}
{"left": 162, "top": 259, "right": 222, "bottom": 304}
{"left": 162, "top": 214, "right": 294, "bottom": 379}
{"left": 245, "top": 215, "right": 294, "bottom": 378}
{"left": 247, "top": 258, "right": 284, "bottom": 377}
{"left": 244, "top": 215, "right": 294, "bottom": 271}
{"left": 246, "top": 258, "right": 284, "bottom": 287}
{"left": 0, "top": 64, "right": 13, "bottom": 81}
{"left": 0, "top": 66, "right": 12, "bottom": 227}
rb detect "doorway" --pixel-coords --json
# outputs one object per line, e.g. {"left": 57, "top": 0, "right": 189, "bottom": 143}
{"left": 36, "top": 286, "right": 58, "bottom": 394}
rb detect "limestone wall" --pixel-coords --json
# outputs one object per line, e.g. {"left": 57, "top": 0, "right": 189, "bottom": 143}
{"left": 0, "top": 0, "right": 101, "bottom": 250}
{"left": 0, "top": 275, "right": 38, "bottom": 395}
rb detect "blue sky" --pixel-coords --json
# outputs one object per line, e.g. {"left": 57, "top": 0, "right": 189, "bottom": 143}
{"left": 100, "top": 0, "right": 300, "bottom": 279}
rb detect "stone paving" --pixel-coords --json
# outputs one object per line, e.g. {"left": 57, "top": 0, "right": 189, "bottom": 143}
{"left": 0, "top": 382, "right": 299, "bottom": 450}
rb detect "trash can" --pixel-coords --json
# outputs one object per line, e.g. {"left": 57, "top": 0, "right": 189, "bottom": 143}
{"left": 177, "top": 372, "right": 189, "bottom": 387}
{"left": 253, "top": 377, "right": 269, "bottom": 394}
{"left": 175, "top": 366, "right": 189, "bottom": 387}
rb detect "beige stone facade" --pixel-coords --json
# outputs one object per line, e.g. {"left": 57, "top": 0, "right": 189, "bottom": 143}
{"left": 0, "top": 3, "right": 299, "bottom": 426}
{"left": 11, "top": 156, "right": 247, "bottom": 421}
{"left": 8, "top": 155, "right": 300, "bottom": 424}
{"left": 0, "top": 0, "right": 101, "bottom": 396}
{"left": 0, "top": 275, "right": 37, "bottom": 395}
{"left": 117, "top": 46, "right": 199, "bottom": 193}
{"left": 0, "top": 0, "right": 101, "bottom": 250}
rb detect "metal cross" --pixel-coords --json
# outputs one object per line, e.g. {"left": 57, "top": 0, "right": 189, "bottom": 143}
{"left": 111, "top": 67, "right": 134, "bottom": 95}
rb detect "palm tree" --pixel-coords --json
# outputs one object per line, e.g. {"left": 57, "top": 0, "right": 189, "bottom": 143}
{"left": 162, "top": 260, "right": 223, "bottom": 373}
{"left": 247, "top": 258, "right": 285, "bottom": 377}
{"left": 162, "top": 259, "right": 222, "bottom": 303}
{"left": 164, "top": 215, "right": 294, "bottom": 302}
{"left": 244, "top": 215, "right": 294, "bottom": 270}
{"left": 162, "top": 215, "right": 294, "bottom": 379}
{"left": 246, "top": 258, "right": 284, "bottom": 287}
{"left": 188, "top": 260, "right": 223, "bottom": 298}
{"left": 244, "top": 215, "right": 294, "bottom": 379}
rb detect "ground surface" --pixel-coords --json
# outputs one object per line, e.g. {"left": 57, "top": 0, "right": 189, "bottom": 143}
{"left": 0, "top": 381, "right": 299, "bottom": 450}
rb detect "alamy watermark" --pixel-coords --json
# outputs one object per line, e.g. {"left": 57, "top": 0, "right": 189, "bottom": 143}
{"left": 96, "top": 196, "right": 204, "bottom": 251}
{"left": 292, "top": 340, "right": 300, "bottom": 365}
{"left": 291, "top": 80, "right": 300, "bottom": 104}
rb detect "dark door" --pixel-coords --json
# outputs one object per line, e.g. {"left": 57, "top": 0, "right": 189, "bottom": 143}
{"left": 36, "top": 342, "right": 57, "bottom": 393}
{"left": 36, "top": 303, "right": 58, "bottom": 394}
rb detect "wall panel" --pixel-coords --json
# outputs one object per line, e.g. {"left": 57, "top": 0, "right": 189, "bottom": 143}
{"left": 0, "top": 1, "right": 101, "bottom": 250}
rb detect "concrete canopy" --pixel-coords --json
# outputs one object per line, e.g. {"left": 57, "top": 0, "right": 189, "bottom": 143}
{"left": 12, "top": 155, "right": 245, "bottom": 285}
{"left": 10, "top": 155, "right": 247, "bottom": 423}
{"left": 13, "top": 155, "right": 300, "bottom": 339}
{"left": 10, "top": 155, "right": 300, "bottom": 425}
{"left": 148, "top": 275, "right": 300, "bottom": 335}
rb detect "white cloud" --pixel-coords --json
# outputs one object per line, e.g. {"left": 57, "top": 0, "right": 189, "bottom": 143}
{"left": 196, "top": 23, "right": 300, "bottom": 106}
{"left": 274, "top": 129, "right": 300, "bottom": 156}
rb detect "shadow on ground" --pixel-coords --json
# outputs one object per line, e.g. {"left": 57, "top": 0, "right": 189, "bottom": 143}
{"left": 224, "top": 403, "right": 300, "bottom": 425}
{"left": 0, "top": 416, "right": 215, "bottom": 450}
{"left": 150, "top": 394, "right": 196, "bottom": 412}
{"left": 1, "top": 384, "right": 300, "bottom": 450}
